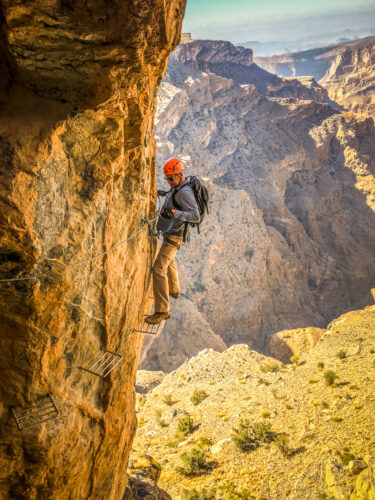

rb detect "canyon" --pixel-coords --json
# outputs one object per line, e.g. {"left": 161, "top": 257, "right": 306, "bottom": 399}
{"left": 0, "top": 1, "right": 186, "bottom": 498}
{"left": 0, "top": 3, "right": 374, "bottom": 498}
{"left": 141, "top": 39, "right": 375, "bottom": 372}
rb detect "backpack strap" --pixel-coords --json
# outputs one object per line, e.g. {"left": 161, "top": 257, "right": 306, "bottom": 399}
{"left": 170, "top": 181, "right": 191, "bottom": 243}
{"left": 171, "top": 189, "right": 182, "bottom": 211}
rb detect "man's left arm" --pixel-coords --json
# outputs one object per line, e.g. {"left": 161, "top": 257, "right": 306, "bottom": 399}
{"left": 173, "top": 187, "right": 200, "bottom": 222}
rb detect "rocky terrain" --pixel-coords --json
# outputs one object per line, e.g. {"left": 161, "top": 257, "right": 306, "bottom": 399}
{"left": 133, "top": 302, "right": 375, "bottom": 499}
{"left": 255, "top": 36, "right": 375, "bottom": 117}
{"left": 140, "top": 39, "right": 375, "bottom": 372}
{"left": 0, "top": 1, "right": 186, "bottom": 498}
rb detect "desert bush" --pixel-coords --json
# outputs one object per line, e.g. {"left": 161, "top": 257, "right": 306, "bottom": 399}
{"left": 290, "top": 355, "right": 299, "bottom": 364}
{"left": 331, "top": 416, "right": 343, "bottom": 422}
{"left": 324, "top": 370, "right": 338, "bottom": 386}
{"left": 218, "top": 482, "right": 253, "bottom": 499}
{"left": 336, "top": 450, "right": 355, "bottom": 465}
{"left": 232, "top": 420, "right": 275, "bottom": 451}
{"left": 163, "top": 394, "right": 175, "bottom": 406}
{"left": 274, "top": 433, "right": 291, "bottom": 457}
{"left": 178, "top": 448, "right": 208, "bottom": 476}
{"left": 177, "top": 415, "right": 195, "bottom": 436}
{"left": 197, "top": 437, "right": 212, "bottom": 449}
{"left": 257, "top": 377, "right": 270, "bottom": 386}
{"left": 191, "top": 390, "right": 208, "bottom": 406}
{"left": 181, "top": 488, "right": 216, "bottom": 500}
{"left": 336, "top": 350, "right": 347, "bottom": 359}
{"left": 260, "top": 363, "right": 280, "bottom": 373}
{"left": 317, "top": 361, "right": 325, "bottom": 370}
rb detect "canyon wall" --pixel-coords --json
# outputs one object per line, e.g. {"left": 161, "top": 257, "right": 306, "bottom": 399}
{"left": 0, "top": 1, "right": 185, "bottom": 498}
{"left": 255, "top": 36, "right": 375, "bottom": 117}
{"left": 141, "top": 40, "right": 375, "bottom": 371}
{"left": 319, "top": 39, "right": 375, "bottom": 117}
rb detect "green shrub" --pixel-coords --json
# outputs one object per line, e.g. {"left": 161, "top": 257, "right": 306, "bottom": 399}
{"left": 332, "top": 416, "right": 343, "bottom": 422}
{"left": 261, "top": 411, "right": 271, "bottom": 418}
{"left": 177, "top": 415, "right": 195, "bottom": 435}
{"left": 178, "top": 449, "right": 208, "bottom": 476}
{"left": 274, "top": 433, "right": 291, "bottom": 457}
{"left": 232, "top": 420, "right": 275, "bottom": 452}
{"left": 163, "top": 394, "right": 175, "bottom": 406}
{"left": 257, "top": 377, "right": 270, "bottom": 386}
{"left": 191, "top": 390, "right": 208, "bottom": 406}
{"left": 336, "top": 451, "right": 355, "bottom": 465}
{"left": 167, "top": 441, "right": 177, "bottom": 448}
{"left": 252, "top": 422, "right": 275, "bottom": 443}
{"left": 336, "top": 350, "right": 347, "bottom": 359}
{"left": 197, "top": 437, "right": 212, "bottom": 449}
{"left": 181, "top": 488, "right": 216, "bottom": 500}
{"left": 218, "top": 482, "right": 253, "bottom": 499}
{"left": 155, "top": 409, "right": 168, "bottom": 428}
{"left": 290, "top": 355, "right": 299, "bottom": 364}
{"left": 318, "top": 362, "right": 325, "bottom": 370}
{"left": 308, "top": 379, "right": 318, "bottom": 384}
{"left": 260, "top": 363, "right": 280, "bottom": 373}
{"left": 324, "top": 370, "right": 338, "bottom": 386}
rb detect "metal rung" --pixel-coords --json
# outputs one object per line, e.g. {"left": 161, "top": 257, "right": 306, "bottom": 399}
{"left": 12, "top": 394, "right": 59, "bottom": 431}
{"left": 81, "top": 348, "right": 123, "bottom": 378}
{"left": 133, "top": 319, "right": 165, "bottom": 335}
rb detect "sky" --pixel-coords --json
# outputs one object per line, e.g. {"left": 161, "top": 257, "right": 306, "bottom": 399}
{"left": 182, "top": 0, "right": 375, "bottom": 46}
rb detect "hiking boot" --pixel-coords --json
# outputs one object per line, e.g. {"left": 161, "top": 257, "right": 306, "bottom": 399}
{"left": 170, "top": 291, "right": 180, "bottom": 299}
{"left": 145, "top": 312, "right": 171, "bottom": 324}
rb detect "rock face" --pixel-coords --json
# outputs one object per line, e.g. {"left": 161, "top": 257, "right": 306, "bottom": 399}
{"left": 268, "top": 327, "right": 326, "bottom": 363}
{"left": 320, "top": 39, "right": 375, "bottom": 117}
{"left": 255, "top": 36, "right": 375, "bottom": 117}
{"left": 133, "top": 305, "right": 375, "bottom": 499}
{"left": 0, "top": 1, "right": 185, "bottom": 498}
{"left": 141, "top": 39, "right": 375, "bottom": 372}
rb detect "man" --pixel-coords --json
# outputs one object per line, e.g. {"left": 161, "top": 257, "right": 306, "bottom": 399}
{"left": 145, "top": 157, "right": 200, "bottom": 324}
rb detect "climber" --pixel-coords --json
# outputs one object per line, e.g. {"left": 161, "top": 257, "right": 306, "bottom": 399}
{"left": 145, "top": 157, "right": 200, "bottom": 325}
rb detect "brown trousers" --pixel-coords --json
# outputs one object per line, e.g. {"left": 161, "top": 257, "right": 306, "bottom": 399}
{"left": 153, "top": 234, "right": 183, "bottom": 313}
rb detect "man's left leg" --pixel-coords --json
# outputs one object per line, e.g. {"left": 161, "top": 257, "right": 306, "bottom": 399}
{"left": 168, "top": 259, "right": 180, "bottom": 299}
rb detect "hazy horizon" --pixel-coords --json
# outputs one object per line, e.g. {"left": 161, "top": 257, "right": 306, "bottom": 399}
{"left": 182, "top": 0, "right": 375, "bottom": 51}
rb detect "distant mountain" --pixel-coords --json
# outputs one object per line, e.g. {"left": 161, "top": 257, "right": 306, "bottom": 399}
{"left": 241, "top": 27, "right": 375, "bottom": 57}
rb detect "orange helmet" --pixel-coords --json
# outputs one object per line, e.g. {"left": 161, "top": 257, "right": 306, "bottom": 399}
{"left": 163, "top": 157, "right": 183, "bottom": 176}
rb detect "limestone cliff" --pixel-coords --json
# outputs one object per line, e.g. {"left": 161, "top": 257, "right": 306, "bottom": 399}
{"left": 141, "top": 39, "right": 375, "bottom": 372}
{"left": 320, "top": 39, "right": 375, "bottom": 117}
{"left": 0, "top": 1, "right": 186, "bottom": 498}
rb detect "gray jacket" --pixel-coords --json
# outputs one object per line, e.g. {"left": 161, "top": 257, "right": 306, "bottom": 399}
{"left": 158, "top": 179, "right": 200, "bottom": 235}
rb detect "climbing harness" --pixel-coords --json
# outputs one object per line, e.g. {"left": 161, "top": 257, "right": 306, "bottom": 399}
{"left": 81, "top": 348, "right": 123, "bottom": 378}
{"left": 11, "top": 394, "right": 59, "bottom": 431}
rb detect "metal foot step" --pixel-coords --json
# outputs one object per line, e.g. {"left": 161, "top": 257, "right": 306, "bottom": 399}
{"left": 133, "top": 318, "right": 165, "bottom": 335}
{"left": 81, "top": 348, "right": 123, "bottom": 378}
{"left": 12, "top": 394, "right": 59, "bottom": 431}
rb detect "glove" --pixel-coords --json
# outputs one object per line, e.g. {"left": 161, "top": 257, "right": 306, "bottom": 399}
{"left": 157, "top": 190, "right": 167, "bottom": 197}
{"left": 160, "top": 208, "right": 174, "bottom": 218}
